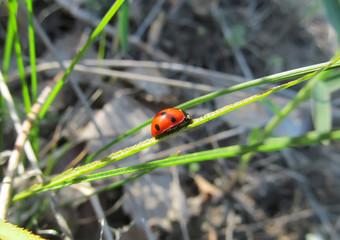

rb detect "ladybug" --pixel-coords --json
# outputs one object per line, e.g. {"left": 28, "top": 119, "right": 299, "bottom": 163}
{"left": 151, "top": 108, "right": 192, "bottom": 139}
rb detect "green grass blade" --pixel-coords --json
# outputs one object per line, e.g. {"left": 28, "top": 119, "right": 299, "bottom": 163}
{"left": 25, "top": 0, "right": 39, "bottom": 154}
{"left": 61, "top": 169, "right": 154, "bottom": 207}
{"left": 84, "top": 60, "right": 340, "bottom": 164}
{"left": 83, "top": 121, "right": 149, "bottom": 164}
{"left": 13, "top": 62, "right": 340, "bottom": 200}
{"left": 0, "top": 219, "right": 46, "bottom": 240}
{"left": 241, "top": 54, "right": 340, "bottom": 169}
{"left": 116, "top": 1, "right": 129, "bottom": 53}
{"left": 77, "top": 129, "right": 340, "bottom": 182}
{"left": 2, "top": 2, "right": 16, "bottom": 78}
{"left": 239, "top": 127, "right": 261, "bottom": 171}
{"left": 44, "top": 140, "right": 75, "bottom": 176}
{"left": 25, "top": 0, "right": 37, "bottom": 102}
{"left": 8, "top": 0, "right": 31, "bottom": 113}
{"left": 263, "top": 54, "right": 340, "bottom": 138}
{"left": 38, "top": 0, "right": 126, "bottom": 119}
{"left": 13, "top": 129, "right": 340, "bottom": 200}
{"left": 12, "top": 56, "right": 340, "bottom": 200}
{"left": 177, "top": 60, "right": 340, "bottom": 110}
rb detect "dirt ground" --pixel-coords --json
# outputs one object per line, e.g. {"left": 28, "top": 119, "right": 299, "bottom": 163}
{"left": 1, "top": 0, "right": 340, "bottom": 239}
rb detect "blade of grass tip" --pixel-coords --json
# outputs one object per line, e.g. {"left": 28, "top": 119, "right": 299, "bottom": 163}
{"left": 38, "top": 0, "right": 126, "bottom": 119}
{"left": 8, "top": 0, "right": 31, "bottom": 113}
{"left": 26, "top": 0, "right": 39, "bottom": 154}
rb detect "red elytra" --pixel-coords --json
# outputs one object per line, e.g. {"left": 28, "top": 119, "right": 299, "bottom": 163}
{"left": 151, "top": 108, "right": 192, "bottom": 138}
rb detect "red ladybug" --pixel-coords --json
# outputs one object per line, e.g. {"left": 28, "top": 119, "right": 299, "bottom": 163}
{"left": 151, "top": 108, "right": 192, "bottom": 138}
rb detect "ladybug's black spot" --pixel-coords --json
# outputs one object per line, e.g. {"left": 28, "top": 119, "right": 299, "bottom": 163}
{"left": 155, "top": 124, "right": 160, "bottom": 131}
{"left": 171, "top": 117, "right": 176, "bottom": 123}
{"left": 161, "top": 112, "right": 166, "bottom": 116}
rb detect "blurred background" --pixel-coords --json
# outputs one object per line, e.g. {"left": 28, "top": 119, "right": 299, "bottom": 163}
{"left": 0, "top": 0, "right": 340, "bottom": 239}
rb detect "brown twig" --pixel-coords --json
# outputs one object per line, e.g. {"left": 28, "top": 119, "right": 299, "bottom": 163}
{"left": 0, "top": 72, "right": 62, "bottom": 219}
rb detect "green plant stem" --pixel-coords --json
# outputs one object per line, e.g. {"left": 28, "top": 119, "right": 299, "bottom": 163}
{"left": 26, "top": 0, "right": 39, "bottom": 154}
{"left": 117, "top": 1, "right": 129, "bottom": 53}
{"left": 25, "top": 0, "right": 37, "bottom": 102}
